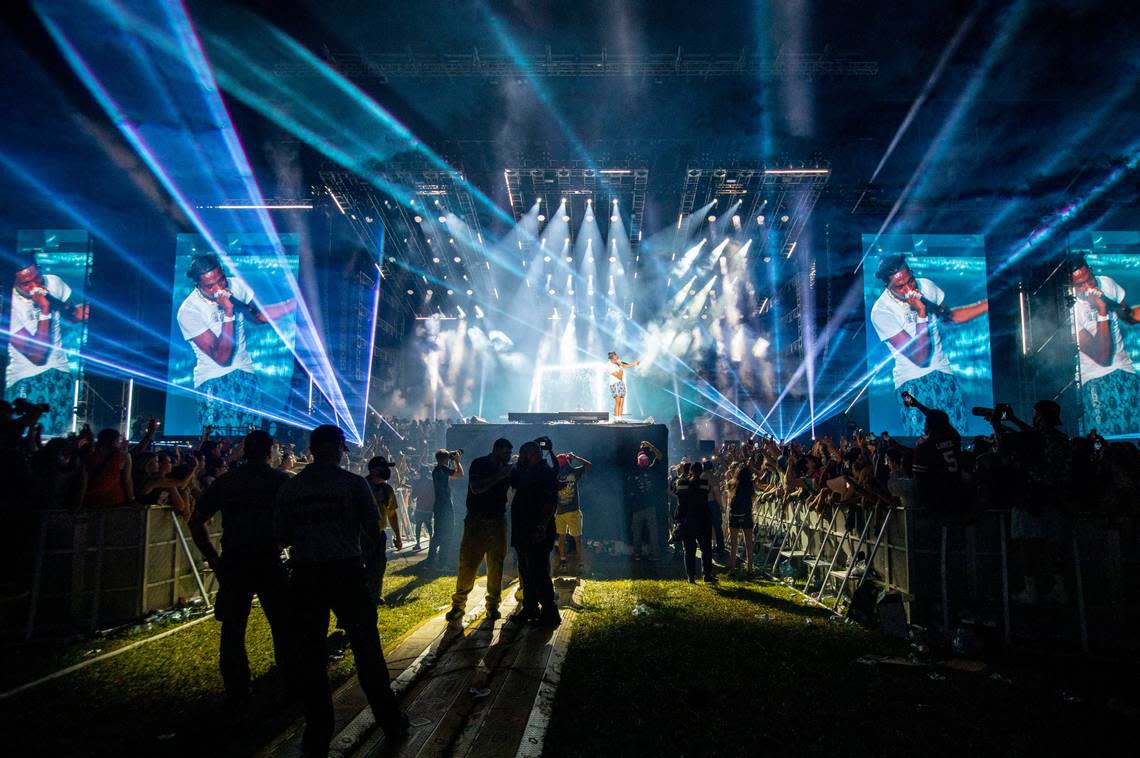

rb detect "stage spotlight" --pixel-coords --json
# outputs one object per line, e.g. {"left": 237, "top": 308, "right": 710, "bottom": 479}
{"left": 538, "top": 214, "right": 546, "bottom": 222}
{"left": 453, "top": 256, "right": 462, "bottom": 263}
{"left": 447, "top": 289, "right": 454, "bottom": 295}
{"left": 474, "top": 305, "right": 485, "bottom": 318}
{"left": 568, "top": 289, "right": 575, "bottom": 295}
{"left": 388, "top": 256, "right": 396, "bottom": 262}
{"left": 406, "top": 289, "right": 414, "bottom": 295}
{"left": 561, "top": 197, "right": 567, "bottom": 204}
{"left": 612, "top": 199, "right": 619, "bottom": 204}
{"left": 609, "top": 256, "right": 616, "bottom": 263}
{"left": 365, "top": 216, "right": 373, "bottom": 223}
{"left": 610, "top": 215, "right": 618, "bottom": 222}
{"left": 438, "top": 215, "right": 447, "bottom": 223}
{"left": 562, "top": 215, "right": 571, "bottom": 222}
{"left": 544, "top": 255, "right": 551, "bottom": 262}
{"left": 732, "top": 215, "right": 741, "bottom": 229}
{"left": 449, "top": 238, "right": 455, "bottom": 244}
{"left": 548, "top": 288, "right": 556, "bottom": 295}
{"left": 586, "top": 198, "right": 592, "bottom": 205}
{"left": 565, "top": 256, "right": 573, "bottom": 262}
{"left": 432, "top": 257, "right": 441, "bottom": 263}
{"left": 536, "top": 198, "right": 542, "bottom": 204}
{"left": 780, "top": 215, "right": 789, "bottom": 223}
{"left": 708, "top": 215, "right": 716, "bottom": 223}
{"left": 414, "top": 215, "right": 423, "bottom": 223}
{"left": 757, "top": 215, "right": 765, "bottom": 225}
{"left": 466, "top": 289, "right": 473, "bottom": 295}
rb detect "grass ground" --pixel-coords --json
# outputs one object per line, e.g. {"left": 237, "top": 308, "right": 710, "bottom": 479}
{"left": 545, "top": 558, "right": 1133, "bottom": 758}
{"left": 3, "top": 556, "right": 455, "bottom": 757}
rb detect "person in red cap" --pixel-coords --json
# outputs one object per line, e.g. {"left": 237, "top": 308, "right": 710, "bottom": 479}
{"left": 554, "top": 451, "right": 592, "bottom": 571}
{"left": 628, "top": 440, "right": 662, "bottom": 560}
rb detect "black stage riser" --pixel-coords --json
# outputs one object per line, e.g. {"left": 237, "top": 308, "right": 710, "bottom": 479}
{"left": 446, "top": 423, "right": 669, "bottom": 543}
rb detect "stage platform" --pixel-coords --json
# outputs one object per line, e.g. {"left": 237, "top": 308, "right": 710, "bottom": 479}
{"left": 446, "top": 422, "right": 669, "bottom": 544}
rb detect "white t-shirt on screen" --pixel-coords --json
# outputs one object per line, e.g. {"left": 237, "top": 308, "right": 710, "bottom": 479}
{"left": 1073, "top": 274, "right": 1135, "bottom": 383}
{"left": 6, "top": 273, "right": 72, "bottom": 386}
{"left": 176, "top": 278, "right": 255, "bottom": 387}
{"left": 870, "top": 277, "right": 952, "bottom": 388}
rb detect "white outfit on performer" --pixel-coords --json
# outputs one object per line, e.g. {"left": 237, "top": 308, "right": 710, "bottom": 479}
{"left": 870, "top": 277, "right": 952, "bottom": 389}
{"left": 176, "top": 278, "right": 255, "bottom": 387}
{"left": 6, "top": 273, "right": 72, "bottom": 387}
{"left": 1073, "top": 275, "right": 1135, "bottom": 382}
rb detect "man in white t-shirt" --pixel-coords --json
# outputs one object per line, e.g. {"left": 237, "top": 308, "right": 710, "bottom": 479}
{"left": 176, "top": 254, "right": 296, "bottom": 429}
{"left": 1070, "top": 256, "right": 1140, "bottom": 436}
{"left": 870, "top": 255, "right": 989, "bottom": 436}
{"left": 6, "top": 261, "right": 89, "bottom": 433}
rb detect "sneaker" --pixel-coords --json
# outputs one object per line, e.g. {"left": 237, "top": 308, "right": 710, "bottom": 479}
{"left": 532, "top": 612, "right": 562, "bottom": 628}
{"left": 687, "top": 576, "right": 697, "bottom": 584}
{"left": 381, "top": 712, "right": 411, "bottom": 742}
{"left": 507, "top": 608, "right": 539, "bottom": 624}
{"left": 703, "top": 575, "right": 718, "bottom": 584}
{"left": 445, "top": 606, "right": 465, "bottom": 623}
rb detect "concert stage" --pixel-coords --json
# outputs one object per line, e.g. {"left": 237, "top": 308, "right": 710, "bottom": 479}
{"left": 446, "top": 421, "right": 669, "bottom": 544}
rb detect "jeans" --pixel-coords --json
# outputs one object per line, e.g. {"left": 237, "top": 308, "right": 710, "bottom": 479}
{"left": 631, "top": 507, "right": 659, "bottom": 557}
{"left": 682, "top": 527, "right": 714, "bottom": 580}
{"left": 428, "top": 507, "right": 453, "bottom": 566}
{"left": 289, "top": 560, "right": 400, "bottom": 756}
{"left": 451, "top": 514, "right": 507, "bottom": 611}
{"left": 515, "top": 542, "right": 557, "bottom": 618}
{"left": 214, "top": 555, "right": 294, "bottom": 698}
{"left": 413, "top": 512, "right": 433, "bottom": 546}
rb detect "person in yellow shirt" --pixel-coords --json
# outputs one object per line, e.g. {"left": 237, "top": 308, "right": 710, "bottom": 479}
{"left": 364, "top": 456, "right": 403, "bottom": 605}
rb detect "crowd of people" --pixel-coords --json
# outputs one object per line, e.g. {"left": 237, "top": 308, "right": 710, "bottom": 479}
{"left": 672, "top": 394, "right": 1140, "bottom": 607}
{"left": 5, "top": 389, "right": 1140, "bottom": 752}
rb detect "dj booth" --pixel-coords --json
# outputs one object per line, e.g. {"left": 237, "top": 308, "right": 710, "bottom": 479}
{"left": 445, "top": 419, "right": 669, "bottom": 544}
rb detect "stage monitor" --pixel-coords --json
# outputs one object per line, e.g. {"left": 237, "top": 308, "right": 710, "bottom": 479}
{"left": 861, "top": 234, "right": 994, "bottom": 438}
{"left": 163, "top": 233, "right": 301, "bottom": 435}
{"left": 4, "top": 230, "right": 92, "bottom": 436}
{"left": 1066, "top": 231, "right": 1140, "bottom": 438}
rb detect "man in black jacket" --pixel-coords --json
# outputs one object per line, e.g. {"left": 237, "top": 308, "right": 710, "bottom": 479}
{"left": 510, "top": 438, "right": 560, "bottom": 626}
{"left": 190, "top": 430, "right": 293, "bottom": 703}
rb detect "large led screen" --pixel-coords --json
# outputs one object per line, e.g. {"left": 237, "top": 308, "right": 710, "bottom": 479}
{"left": 862, "top": 234, "right": 993, "bottom": 438}
{"left": 4, "top": 230, "right": 92, "bottom": 436}
{"left": 163, "top": 233, "right": 300, "bottom": 435}
{"left": 1067, "top": 231, "right": 1140, "bottom": 438}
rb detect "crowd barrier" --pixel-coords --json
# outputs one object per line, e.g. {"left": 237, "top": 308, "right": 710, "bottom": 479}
{"left": 21, "top": 506, "right": 221, "bottom": 639}
{"left": 753, "top": 492, "right": 1139, "bottom": 654}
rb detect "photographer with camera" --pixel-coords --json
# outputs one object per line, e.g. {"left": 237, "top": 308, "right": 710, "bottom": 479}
{"left": 987, "top": 399, "right": 1073, "bottom": 605}
{"left": 628, "top": 440, "right": 663, "bottom": 560}
{"left": 510, "top": 437, "right": 561, "bottom": 626}
{"left": 427, "top": 448, "right": 463, "bottom": 568}
{"left": 554, "top": 450, "right": 592, "bottom": 570}
{"left": 447, "top": 438, "right": 511, "bottom": 622}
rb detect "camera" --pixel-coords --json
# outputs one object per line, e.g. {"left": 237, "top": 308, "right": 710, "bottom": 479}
{"left": 443, "top": 448, "right": 463, "bottom": 457}
{"left": 972, "top": 403, "right": 1013, "bottom": 422}
{"left": 536, "top": 436, "right": 552, "bottom": 451}
{"left": 12, "top": 397, "right": 51, "bottom": 414}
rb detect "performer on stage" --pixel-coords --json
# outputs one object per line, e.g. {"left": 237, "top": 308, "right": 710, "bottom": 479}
{"left": 176, "top": 254, "right": 296, "bottom": 428}
{"left": 607, "top": 351, "right": 640, "bottom": 421}
{"left": 1070, "top": 255, "right": 1140, "bottom": 436}
{"left": 6, "top": 260, "right": 89, "bottom": 432}
{"left": 870, "top": 255, "right": 988, "bottom": 436}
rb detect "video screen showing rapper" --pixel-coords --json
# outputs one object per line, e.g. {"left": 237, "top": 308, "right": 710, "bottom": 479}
{"left": 861, "top": 234, "right": 992, "bottom": 438}
{"left": 1067, "top": 231, "right": 1140, "bottom": 438}
{"left": 4, "top": 230, "right": 92, "bottom": 436}
{"left": 164, "top": 233, "right": 299, "bottom": 435}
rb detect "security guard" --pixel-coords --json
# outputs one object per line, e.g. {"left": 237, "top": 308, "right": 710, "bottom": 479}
{"left": 190, "top": 430, "right": 293, "bottom": 702}
{"left": 274, "top": 425, "right": 408, "bottom": 754}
